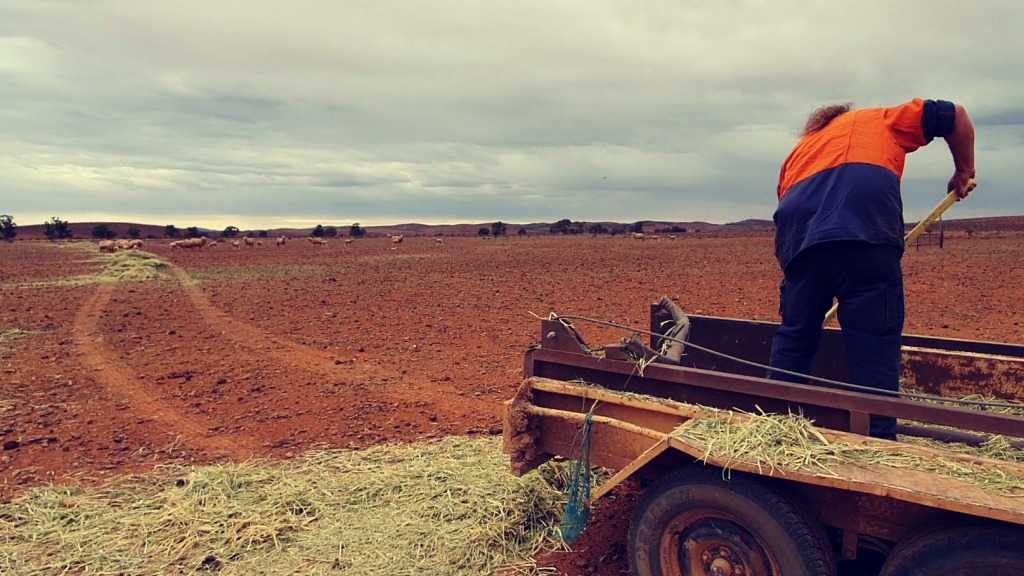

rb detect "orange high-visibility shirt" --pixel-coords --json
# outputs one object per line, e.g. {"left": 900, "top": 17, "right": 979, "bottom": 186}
{"left": 773, "top": 99, "right": 956, "bottom": 270}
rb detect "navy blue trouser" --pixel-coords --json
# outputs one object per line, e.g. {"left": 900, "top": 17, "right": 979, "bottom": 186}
{"left": 767, "top": 241, "right": 904, "bottom": 440}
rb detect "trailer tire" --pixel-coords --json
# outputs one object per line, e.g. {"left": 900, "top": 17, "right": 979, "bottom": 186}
{"left": 879, "top": 523, "right": 1024, "bottom": 576}
{"left": 629, "top": 466, "right": 835, "bottom": 576}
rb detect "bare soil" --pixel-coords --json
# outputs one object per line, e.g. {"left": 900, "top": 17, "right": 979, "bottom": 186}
{"left": 2, "top": 232, "right": 1023, "bottom": 575}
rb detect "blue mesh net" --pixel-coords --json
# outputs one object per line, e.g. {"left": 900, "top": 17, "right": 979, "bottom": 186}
{"left": 559, "top": 410, "right": 595, "bottom": 544}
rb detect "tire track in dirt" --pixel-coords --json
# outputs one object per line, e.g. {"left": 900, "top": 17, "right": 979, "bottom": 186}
{"left": 72, "top": 281, "right": 254, "bottom": 458}
{"left": 163, "top": 262, "right": 364, "bottom": 378}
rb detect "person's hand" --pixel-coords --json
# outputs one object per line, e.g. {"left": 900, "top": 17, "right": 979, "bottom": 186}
{"left": 948, "top": 169, "right": 976, "bottom": 199}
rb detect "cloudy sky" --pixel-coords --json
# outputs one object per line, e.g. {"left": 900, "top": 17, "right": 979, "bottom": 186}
{"left": 2, "top": 0, "right": 1021, "bottom": 230}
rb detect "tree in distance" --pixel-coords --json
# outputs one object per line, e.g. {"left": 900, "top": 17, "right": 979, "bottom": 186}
{"left": 44, "top": 216, "right": 72, "bottom": 240}
{"left": 0, "top": 214, "right": 17, "bottom": 242}
{"left": 91, "top": 224, "right": 117, "bottom": 239}
{"left": 550, "top": 219, "right": 571, "bottom": 235}
{"left": 222, "top": 226, "right": 240, "bottom": 238}
{"left": 165, "top": 224, "right": 179, "bottom": 238}
{"left": 349, "top": 223, "right": 366, "bottom": 238}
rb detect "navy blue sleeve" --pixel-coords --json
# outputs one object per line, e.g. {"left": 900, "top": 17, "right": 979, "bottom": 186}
{"left": 922, "top": 99, "right": 956, "bottom": 142}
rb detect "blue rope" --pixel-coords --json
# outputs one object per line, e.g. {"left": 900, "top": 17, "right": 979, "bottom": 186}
{"left": 560, "top": 410, "right": 595, "bottom": 544}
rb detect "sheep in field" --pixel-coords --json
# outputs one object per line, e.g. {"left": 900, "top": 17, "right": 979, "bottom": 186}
{"left": 98, "top": 240, "right": 117, "bottom": 253}
{"left": 391, "top": 234, "right": 404, "bottom": 244}
{"left": 231, "top": 241, "right": 241, "bottom": 250}
{"left": 344, "top": 239, "right": 353, "bottom": 245}
{"left": 127, "top": 239, "right": 144, "bottom": 250}
{"left": 631, "top": 232, "right": 646, "bottom": 240}
{"left": 243, "top": 236, "right": 256, "bottom": 248}
{"left": 434, "top": 237, "right": 444, "bottom": 245}
{"left": 276, "top": 236, "right": 286, "bottom": 247}
{"left": 178, "top": 238, "right": 205, "bottom": 249}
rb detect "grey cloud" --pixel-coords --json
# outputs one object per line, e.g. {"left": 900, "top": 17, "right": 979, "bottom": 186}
{"left": 1, "top": 0, "right": 1020, "bottom": 229}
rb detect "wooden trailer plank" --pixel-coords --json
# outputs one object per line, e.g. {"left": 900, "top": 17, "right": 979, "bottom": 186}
{"left": 513, "top": 378, "right": 1024, "bottom": 527}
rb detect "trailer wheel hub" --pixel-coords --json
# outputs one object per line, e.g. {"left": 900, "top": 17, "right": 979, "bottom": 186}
{"left": 710, "top": 553, "right": 741, "bottom": 575}
{"left": 668, "top": 514, "right": 773, "bottom": 576}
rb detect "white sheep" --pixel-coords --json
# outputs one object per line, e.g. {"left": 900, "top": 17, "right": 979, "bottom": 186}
{"left": 231, "top": 240, "right": 241, "bottom": 250}
{"left": 434, "top": 237, "right": 444, "bottom": 245}
{"left": 632, "top": 232, "right": 646, "bottom": 240}
{"left": 391, "top": 234, "right": 404, "bottom": 244}
{"left": 243, "top": 236, "right": 256, "bottom": 248}
{"left": 98, "top": 240, "right": 117, "bottom": 253}
{"left": 276, "top": 236, "right": 286, "bottom": 247}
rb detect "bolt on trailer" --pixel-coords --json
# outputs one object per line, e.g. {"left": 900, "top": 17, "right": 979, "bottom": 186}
{"left": 503, "top": 298, "right": 1024, "bottom": 576}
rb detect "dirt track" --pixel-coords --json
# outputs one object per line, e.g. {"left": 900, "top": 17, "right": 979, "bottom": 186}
{"left": 2, "top": 232, "right": 1022, "bottom": 575}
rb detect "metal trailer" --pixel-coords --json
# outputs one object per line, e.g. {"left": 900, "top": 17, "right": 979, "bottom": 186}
{"left": 503, "top": 300, "right": 1024, "bottom": 576}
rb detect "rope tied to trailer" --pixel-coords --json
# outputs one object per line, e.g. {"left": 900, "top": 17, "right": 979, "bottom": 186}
{"left": 554, "top": 313, "right": 1024, "bottom": 411}
{"left": 559, "top": 406, "right": 596, "bottom": 545}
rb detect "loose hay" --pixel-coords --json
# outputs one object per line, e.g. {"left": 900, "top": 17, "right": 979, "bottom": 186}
{"left": 95, "top": 250, "right": 167, "bottom": 282}
{"left": 0, "top": 437, "right": 567, "bottom": 575}
{"left": 682, "top": 410, "right": 1024, "bottom": 495}
{"left": 4, "top": 244, "right": 167, "bottom": 288}
{"left": 0, "top": 329, "right": 32, "bottom": 341}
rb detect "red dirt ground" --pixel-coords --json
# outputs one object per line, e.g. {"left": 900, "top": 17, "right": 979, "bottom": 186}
{"left": 2, "top": 232, "right": 1023, "bottom": 575}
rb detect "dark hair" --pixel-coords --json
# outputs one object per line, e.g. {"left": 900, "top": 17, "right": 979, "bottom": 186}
{"left": 803, "top": 104, "right": 852, "bottom": 135}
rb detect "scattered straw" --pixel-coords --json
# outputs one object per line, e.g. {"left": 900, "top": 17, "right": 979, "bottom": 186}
{"left": 94, "top": 250, "right": 167, "bottom": 282}
{"left": 0, "top": 437, "right": 567, "bottom": 575}
{"left": 3, "top": 244, "right": 167, "bottom": 289}
{"left": 0, "top": 329, "right": 33, "bottom": 341}
{"left": 681, "top": 410, "right": 1024, "bottom": 496}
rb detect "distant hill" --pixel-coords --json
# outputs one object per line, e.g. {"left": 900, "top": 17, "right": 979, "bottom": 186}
{"left": 10, "top": 215, "right": 1024, "bottom": 240}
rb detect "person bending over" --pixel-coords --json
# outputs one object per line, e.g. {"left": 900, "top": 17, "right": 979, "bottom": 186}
{"left": 767, "top": 98, "right": 976, "bottom": 440}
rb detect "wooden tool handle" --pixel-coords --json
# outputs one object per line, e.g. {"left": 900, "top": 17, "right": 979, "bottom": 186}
{"left": 821, "top": 179, "right": 975, "bottom": 327}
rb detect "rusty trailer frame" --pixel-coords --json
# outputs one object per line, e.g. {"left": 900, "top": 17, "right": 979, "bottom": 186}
{"left": 504, "top": 303, "right": 1024, "bottom": 567}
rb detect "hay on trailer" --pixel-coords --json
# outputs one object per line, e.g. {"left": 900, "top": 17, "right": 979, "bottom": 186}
{"left": 681, "top": 409, "right": 1024, "bottom": 495}
{"left": 0, "top": 437, "right": 567, "bottom": 576}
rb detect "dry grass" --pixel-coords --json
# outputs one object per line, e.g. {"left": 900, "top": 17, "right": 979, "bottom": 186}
{"left": 682, "top": 410, "right": 1024, "bottom": 495}
{"left": 95, "top": 249, "right": 166, "bottom": 282}
{"left": 0, "top": 437, "right": 567, "bottom": 575}
{"left": 2, "top": 244, "right": 167, "bottom": 288}
{"left": 0, "top": 329, "right": 33, "bottom": 341}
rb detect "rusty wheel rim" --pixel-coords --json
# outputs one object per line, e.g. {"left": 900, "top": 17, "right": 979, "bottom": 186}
{"left": 659, "top": 509, "right": 779, "bottom": 576}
